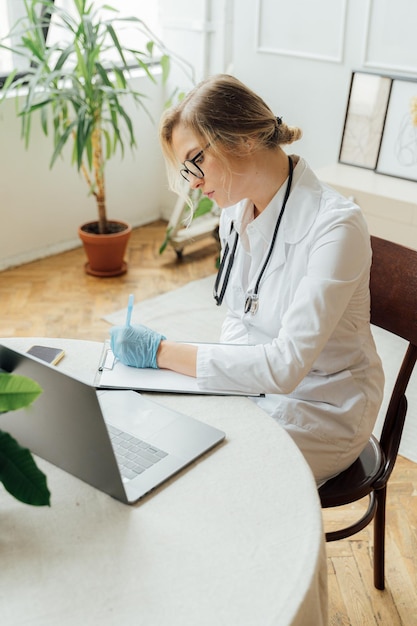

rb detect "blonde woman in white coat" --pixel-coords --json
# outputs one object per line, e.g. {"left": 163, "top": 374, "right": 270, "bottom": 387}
{"left": 110, "top": 74, "right": 384, "bottom": 485}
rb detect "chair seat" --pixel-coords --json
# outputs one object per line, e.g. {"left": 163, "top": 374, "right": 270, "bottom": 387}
{"left": 319, "top": 436, "right": 384, "bottom": 507}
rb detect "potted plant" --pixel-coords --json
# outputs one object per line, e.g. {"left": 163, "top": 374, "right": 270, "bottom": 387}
{"left": 0, "top": 0, "right": 172, "bottom": 276}
{"left": 0, "top": 372, "right": 50, "bottom": 506}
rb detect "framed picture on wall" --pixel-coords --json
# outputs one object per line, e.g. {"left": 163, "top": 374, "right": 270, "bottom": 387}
{"left": 339, "top": 71, "right": 392, "bottom": 170}
{"left": 376, "top": 77, "right": 417, "bottom": 182}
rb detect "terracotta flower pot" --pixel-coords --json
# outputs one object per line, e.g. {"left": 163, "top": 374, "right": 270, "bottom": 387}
{"left": 78, "top": 220, "right": 132, "bottom": 277}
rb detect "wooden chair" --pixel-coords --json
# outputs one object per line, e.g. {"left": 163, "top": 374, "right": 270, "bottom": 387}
{"left": 319, "top": 235, "right": 417, "bottom": 590}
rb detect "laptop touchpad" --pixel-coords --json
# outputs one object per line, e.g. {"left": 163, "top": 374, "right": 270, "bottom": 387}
{"left": 97, "top": 389, "right": 178, "bottom": 440}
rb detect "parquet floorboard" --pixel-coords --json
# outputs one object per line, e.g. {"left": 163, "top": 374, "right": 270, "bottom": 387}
{"left": 1, "top": 219, "right": 416, "bottom": 624}
{"left": 0, "top": 221, "right": 219, "bottom": 341}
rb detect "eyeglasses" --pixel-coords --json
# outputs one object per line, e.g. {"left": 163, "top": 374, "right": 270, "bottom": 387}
{"left": 180, "top": 145, "right": 209, "bottom": 182}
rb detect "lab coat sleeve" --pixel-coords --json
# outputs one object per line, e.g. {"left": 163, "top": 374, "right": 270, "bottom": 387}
{"left": 196, "top": 214, "right": 371, "bottom": 395}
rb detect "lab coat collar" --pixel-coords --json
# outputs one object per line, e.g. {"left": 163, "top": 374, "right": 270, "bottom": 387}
{"left": 221, "top": 156, "right": 322, "bottom": 278}
{"left": 263, "top": 157, "right": 322, "bottom": 275}
{"left": 282, "top": 157, "right": 322, "bottom": 244}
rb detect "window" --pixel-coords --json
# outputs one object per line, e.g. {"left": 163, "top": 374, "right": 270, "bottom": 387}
{"left": 0, "top": 0, "right": 161, "bottom": 79}
{"left": 0, "top": 0, "right": 13, "bottom": 74}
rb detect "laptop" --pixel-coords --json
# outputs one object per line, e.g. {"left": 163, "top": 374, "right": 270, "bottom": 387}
{"left": 0, "top": 345, "right": 225, "bottom": 504}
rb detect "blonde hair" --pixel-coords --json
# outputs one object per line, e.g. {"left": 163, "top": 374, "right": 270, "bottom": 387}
{"left": 159, "top": 74, "right": 302, "bottom": 196}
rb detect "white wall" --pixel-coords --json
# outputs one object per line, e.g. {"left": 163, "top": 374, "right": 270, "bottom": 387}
{"left": 159, "top": 0, "right": 233, "bottom": 89}
{"left": 232, "top": 0, "right": 417, "bottom": 170}
{"left": 0, "top": 69, "right": 169, "bottom": 270}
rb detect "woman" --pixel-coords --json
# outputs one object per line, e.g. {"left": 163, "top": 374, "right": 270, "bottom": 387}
{"left": 110, "top": 74, "right": 384, "bottom": 484}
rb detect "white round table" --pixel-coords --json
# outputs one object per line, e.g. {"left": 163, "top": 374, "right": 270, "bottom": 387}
{"left": 0, "top": 337, "right": 328, "bottom": 626}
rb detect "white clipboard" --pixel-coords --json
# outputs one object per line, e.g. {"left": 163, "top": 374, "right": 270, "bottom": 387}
{"left": 94, "top": 341, "right": 261, "bottom": 396}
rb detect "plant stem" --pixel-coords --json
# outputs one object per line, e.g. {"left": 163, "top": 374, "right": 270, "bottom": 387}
{"left": 92, "top": 124, "right": 107, "bottom": 234}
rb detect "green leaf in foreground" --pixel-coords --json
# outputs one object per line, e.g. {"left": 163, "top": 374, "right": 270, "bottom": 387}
{"left": 0, "top": 430, "right": 51, "bottom": 506}
{"left": 0, "top": 373, "right": 43, "bottom": 412}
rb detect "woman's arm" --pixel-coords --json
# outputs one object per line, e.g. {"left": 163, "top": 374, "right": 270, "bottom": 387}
{"left": 157, "top": 340, "right": 198, "bottom": 377}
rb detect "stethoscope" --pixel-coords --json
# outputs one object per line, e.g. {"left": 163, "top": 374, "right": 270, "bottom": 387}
{"left": 213, "top": 155, "right": 293, "bottom": 315}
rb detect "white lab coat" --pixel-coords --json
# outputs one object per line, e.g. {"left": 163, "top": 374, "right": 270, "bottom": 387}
{"left": 196, "top": 157, "right": 384, "bottom": 483}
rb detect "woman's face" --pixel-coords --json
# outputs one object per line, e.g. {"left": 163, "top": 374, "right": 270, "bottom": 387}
{"left": 171, "top": 123, "right": 251, "bottom": 208}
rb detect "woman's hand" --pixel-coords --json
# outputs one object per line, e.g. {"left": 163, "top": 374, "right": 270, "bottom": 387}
{"left": 109, "top": 324, "right": 166, "bottom": 369}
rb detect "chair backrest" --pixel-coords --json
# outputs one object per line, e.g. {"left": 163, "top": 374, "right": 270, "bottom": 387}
{"left": 370, "top": 236, "right": 417, "bottom": 344}
{"left": 369, "top": 236, "right": 417, "bottom": 487}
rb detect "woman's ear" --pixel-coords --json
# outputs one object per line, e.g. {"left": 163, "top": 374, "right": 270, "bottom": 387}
{"left": 241, "top": 136, "right": 255, "bottom": 153}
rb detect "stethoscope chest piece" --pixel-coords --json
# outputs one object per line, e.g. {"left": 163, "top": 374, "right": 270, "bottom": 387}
{"left": 244, "top": 290, "right": 259, "bottom": 315}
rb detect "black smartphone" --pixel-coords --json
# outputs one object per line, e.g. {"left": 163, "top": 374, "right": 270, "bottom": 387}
{"left": 27, "top": 345, "right": 65, "bottom": 365}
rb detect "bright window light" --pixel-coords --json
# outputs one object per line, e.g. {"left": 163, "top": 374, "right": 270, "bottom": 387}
{"left": 0, "top": 0, "right": 161, "bottom": 75}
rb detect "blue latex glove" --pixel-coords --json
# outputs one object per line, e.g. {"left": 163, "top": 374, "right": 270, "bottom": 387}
{"left": 110, "top": 324, "right": 166, "bottom": 369}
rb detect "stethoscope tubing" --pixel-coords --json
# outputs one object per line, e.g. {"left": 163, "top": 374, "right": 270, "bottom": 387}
{"left": 213, "top": 155, "right": 294, "bottom": 313}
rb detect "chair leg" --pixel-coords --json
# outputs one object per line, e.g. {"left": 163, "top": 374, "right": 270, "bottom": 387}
{"left": 373, "top": 486, "right": 387, "bottom": 590}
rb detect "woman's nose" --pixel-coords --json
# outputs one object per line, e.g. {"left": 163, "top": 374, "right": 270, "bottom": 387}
{"left": 189, "top": 174, "right": 204, "bottom": 190}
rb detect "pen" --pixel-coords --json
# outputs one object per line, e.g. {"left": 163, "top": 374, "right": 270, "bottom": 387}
{"left": 126, "top": 293, "right": 134, "bottom": 327}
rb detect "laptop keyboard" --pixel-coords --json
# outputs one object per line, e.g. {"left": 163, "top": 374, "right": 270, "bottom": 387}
{"left": 107, "top": 424, "right": 168, "bottom": 481}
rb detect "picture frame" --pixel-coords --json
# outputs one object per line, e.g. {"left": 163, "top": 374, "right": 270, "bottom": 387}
{"left": 339, "top": 71, "right": 392, "bottom": 170}
{"left": 376, "top": 77, "right": 417, "bottom": 182}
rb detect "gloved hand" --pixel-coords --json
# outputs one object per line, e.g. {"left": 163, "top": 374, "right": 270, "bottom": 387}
{"left": 109, "top": 324, "right": 166, "bottom": 369}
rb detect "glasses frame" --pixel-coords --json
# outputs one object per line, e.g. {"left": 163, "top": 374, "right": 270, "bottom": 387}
{"left": 180, "top": 144, "right": 210, "bottom": 182}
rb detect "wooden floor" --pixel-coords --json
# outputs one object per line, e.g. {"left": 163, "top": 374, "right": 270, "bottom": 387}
{"left": 1, "top": 220, "right": 416, "bottom": 624}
